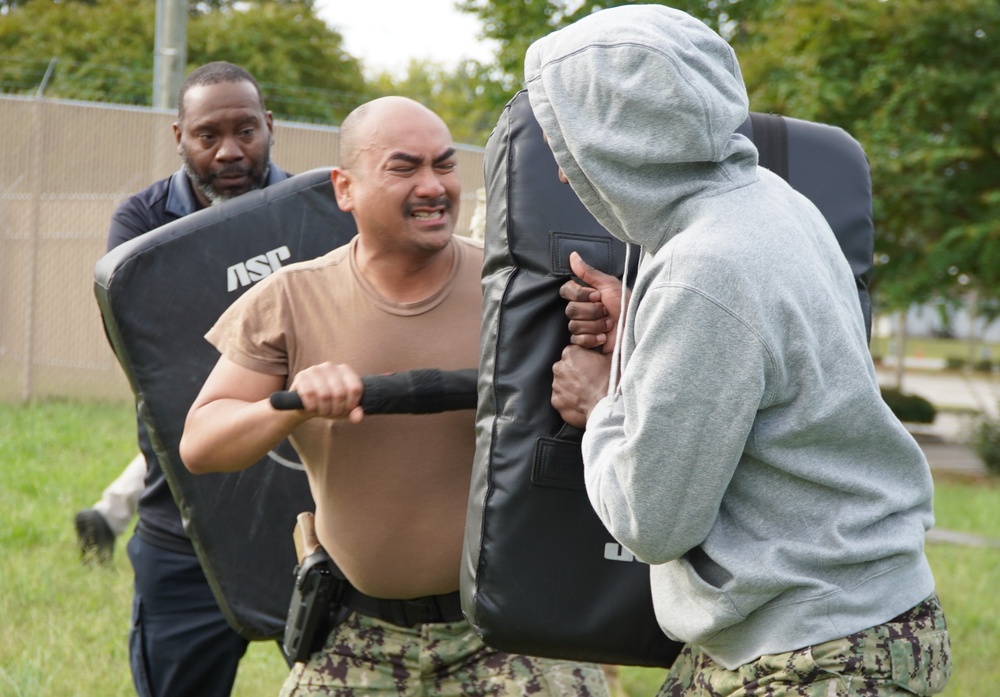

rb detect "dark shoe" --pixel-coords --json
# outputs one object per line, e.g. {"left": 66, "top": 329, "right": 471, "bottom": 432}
{"left": 75, "top": 508, "right": 115, "bottom": 565}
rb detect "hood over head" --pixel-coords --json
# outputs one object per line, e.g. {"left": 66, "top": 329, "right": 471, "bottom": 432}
{"left": 525, "top": 4, "right": 758, "bottom": 249}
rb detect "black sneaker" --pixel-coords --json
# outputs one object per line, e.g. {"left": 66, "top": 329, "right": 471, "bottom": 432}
{"left": 75, "top": 508, "right": 115, "bottom": 565}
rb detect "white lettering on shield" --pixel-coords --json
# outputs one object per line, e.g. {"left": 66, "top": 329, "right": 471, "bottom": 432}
{"left": 226, "top": 245, "right": 292, "bottom": 291}
{"left": 604, "top": 542, "right": 636, "bottom": 563}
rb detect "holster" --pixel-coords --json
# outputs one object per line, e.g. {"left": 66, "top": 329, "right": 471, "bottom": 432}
{"left": 282, "top": 512, "right": 345, "bottom": 663}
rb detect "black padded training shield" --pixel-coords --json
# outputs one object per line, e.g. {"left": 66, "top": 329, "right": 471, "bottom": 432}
{"left": 462, "top": 91, "right": 874, "bottom": 667}
{"left": 94, "top": 167, "right": 356, "bottom": 640}
{"left": 738, "top": 112, "right": 874, "bottom": 336}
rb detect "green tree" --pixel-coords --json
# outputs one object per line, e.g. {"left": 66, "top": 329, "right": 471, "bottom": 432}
{"left": 369, "top": 58, "right": 507, "bottom": 147}
{"left": 452, "top": 0, "right": 784, "bottom": 145}
{"left": 0, "top": 0, "right": 316, "bottom": 12}
{"left": 189, "top": 2, "right": 367, "bottom": 122}
{"left": 738, "top": 0, "right": 1000, "bottom": 311}
{"left": 459, "top": 0, "right": 1000, "bottom": 312}
{"left": 458, "top": 0, "right": 779, "bottom": 92}
{"left": 0, "top": 0, "right": 366, "bottom": 123}
{"left": 0, "top": 0, "right": 155, "bottom": 103}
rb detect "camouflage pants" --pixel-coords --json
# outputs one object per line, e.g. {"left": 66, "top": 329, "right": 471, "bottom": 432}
{"left": 658, "top": 595, "right": 951, "bottom": 697}
{"left": 279, "top": 611, "right": 610, "bottom": 696}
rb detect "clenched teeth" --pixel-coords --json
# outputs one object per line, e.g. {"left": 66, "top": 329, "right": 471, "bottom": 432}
{"left": 412, "top": 210, "right": 443, "bottom": 221}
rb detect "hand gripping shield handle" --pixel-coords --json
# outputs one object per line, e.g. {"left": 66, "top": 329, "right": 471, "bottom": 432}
{"left": 269, "top": 368, "right": 478, "bottom": 414}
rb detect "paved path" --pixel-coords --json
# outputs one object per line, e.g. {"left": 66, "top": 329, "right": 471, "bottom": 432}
{"left": 918, "top": 441, "right": 985, "bottom": 476}
{"left": 878, "top": 367, "right": 1000, "bottom": 418}
{"left": 874, "top": 368, "right": 1000, "bottom": 548}
{"left": 926, "top": 528, "right": 1000, "bottom": 550}
{"left": 877, "top": 367, "right": 996, "bottom": 476}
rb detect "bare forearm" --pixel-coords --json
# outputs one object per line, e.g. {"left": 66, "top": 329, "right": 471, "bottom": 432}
{"left": 180, "top": 397, "right": 304, "bottom": 474}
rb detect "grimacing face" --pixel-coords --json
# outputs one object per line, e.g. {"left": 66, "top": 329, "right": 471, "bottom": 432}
{"left": 174, "top": 80, "right": 274, "bottom": 207}
{"left": 333, "top": 101, "right": 460, "bottom": 257}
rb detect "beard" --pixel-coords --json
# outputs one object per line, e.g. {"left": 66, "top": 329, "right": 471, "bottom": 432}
{"left": 182, "top": 144, "right": 272, "bottom": 207}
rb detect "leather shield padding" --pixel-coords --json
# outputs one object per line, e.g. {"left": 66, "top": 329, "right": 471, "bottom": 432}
{"left": 736, "top": 115, "right": 874, "bottom": 334}
{"left": 94, "top": 168, "right": 356, "bottom": 640}
{"left": 462, "top": 90, "right": 683, "bottom": 667}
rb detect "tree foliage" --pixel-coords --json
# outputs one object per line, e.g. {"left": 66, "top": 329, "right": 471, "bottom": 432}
{"left": 456, "top": 0, "right": 1000, "bottom": 310}
{"left": 0, "top": 0, "right": 366, "bottom": 122}
{"left": 0, "top": 0, "right": 315, "bottom": 13}
{"left": 2, "top": 0, "right": 997, "bottom": 311}
{"left": 458, "top": 0, "right": 779, "bottom": 90}
{"left": 0, "top": 0, "right": 156, "bottom": 103}
{"left": 189, "top": 2, "right": 367, "bottom": 122}
{"left": 738, "top": 0, "right": 1000, "bottom": 310}
{"left": 450, "top": 0, "right": 782, "bottom": 142}
{"left": 368, "top": 59, "right": 508, "bottom": 147}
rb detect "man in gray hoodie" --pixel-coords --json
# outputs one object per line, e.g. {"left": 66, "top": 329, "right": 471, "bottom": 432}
{"left": 532, "top": 5, "right": 951, "bottom": 695}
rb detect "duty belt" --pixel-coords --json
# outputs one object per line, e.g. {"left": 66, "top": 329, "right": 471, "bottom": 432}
{"left": 337, "top": 583, "right": 465, "bottom": 628}
{"left": 340, "top": 588, "right": 465, "bottom": 627}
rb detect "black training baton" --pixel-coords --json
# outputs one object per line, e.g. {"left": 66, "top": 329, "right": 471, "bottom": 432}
{"left": 269, "top": 368, "right": 478, "bottom": 414}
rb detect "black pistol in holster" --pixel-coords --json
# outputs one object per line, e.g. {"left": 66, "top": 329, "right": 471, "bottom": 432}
{"left": 283, "top": 511, "right": 343, "bottom": 663}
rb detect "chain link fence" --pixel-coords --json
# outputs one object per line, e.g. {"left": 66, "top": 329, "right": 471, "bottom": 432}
{"left": 0, "top": 95, "right": 485, "bottom": 403}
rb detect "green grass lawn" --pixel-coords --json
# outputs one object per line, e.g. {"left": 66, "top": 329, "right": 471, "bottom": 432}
{"left": 1, "top": 400, "right": 997, "bottom": 696}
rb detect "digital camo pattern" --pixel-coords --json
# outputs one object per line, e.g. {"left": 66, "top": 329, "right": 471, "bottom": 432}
{"left": 658, "top": 595, "right": 950, "bottom": 697}
{"left": 280, "top": 612, "right": 610, "bottom": 696}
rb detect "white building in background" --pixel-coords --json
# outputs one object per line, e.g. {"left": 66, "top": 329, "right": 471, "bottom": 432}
{"left": 873, "top": 300, "right": 1000, "bottom": 344}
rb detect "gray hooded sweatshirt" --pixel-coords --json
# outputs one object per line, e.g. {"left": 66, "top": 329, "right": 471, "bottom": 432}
{"left": 526, "top": 5, "right": 936, "bottom": 669}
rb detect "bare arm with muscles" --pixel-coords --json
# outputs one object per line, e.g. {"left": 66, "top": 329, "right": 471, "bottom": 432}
{"left": 180, "top": 357, "right": 364, "bottom": 474}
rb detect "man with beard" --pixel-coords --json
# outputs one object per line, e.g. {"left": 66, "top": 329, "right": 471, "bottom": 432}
{"left": 77, "top": 62, "right": 287, "bottom": 697}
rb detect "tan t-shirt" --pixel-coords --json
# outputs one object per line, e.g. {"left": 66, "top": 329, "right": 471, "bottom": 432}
{"left": 206, "top": 236, "right": 483, "bottom": 599}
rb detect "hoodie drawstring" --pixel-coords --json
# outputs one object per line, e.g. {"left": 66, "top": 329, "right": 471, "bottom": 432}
{"left": 607, "top": 243, "right": 632, "bottom": 398}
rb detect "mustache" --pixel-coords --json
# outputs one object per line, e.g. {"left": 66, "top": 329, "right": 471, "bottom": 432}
{"left": 209, "top": 165, "right": 253, "bottom": 180}
{"left": 404, "top": 197, "right": 452, "bottom": 216}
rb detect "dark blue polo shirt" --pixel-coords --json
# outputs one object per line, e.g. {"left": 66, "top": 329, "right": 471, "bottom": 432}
{"left": 109, "top": 165, "right": 289, "bottom": 554}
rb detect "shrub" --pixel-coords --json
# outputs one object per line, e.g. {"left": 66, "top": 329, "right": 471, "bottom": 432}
{"left": 880, "top": 387, "right": 937, "bottom": 424}
{"left": 946, "top": 357, "right": 967, "bottom": 371}
{"left": 972, "top": 414, "right": 1000, "bottom": 477}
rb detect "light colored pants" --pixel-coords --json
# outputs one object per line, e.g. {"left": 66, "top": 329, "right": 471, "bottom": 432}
{"left": 92, "top": 452, "right": 145, "bottom": 536}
